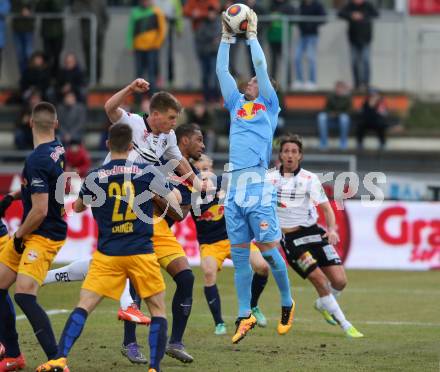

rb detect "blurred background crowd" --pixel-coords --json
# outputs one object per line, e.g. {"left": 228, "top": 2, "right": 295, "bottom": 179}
{"left": 0, "top": 0, "right": 437, "bottom": 181}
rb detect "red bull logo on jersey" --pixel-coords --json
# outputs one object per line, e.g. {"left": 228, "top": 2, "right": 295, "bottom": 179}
{"left": 236, "top": 102, "right": 267, "bottom": 120}
{"left": 259, "top": 220, "right": 269, "bottom": 230}
{"left": 197, "top": 205, "right": 224, "bottom": 222}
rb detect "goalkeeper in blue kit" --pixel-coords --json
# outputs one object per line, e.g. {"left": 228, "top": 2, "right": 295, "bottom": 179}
{"left": 216, "top": 9, "right": 295, "bottom": 344}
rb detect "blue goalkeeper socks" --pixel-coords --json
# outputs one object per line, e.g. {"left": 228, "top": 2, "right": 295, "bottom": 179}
{"left": 149, "top": 317, "right": 167, "bottom": 371}
{"left": 14, "top": 293, "right": 58, "bottom": 359}
{"left": 0, "top": 289, "right": 20, "bottom": 358}
{"left": 262, "top": 248, "right": 293, "bottom": 307}
{"left": 204, "top": 284, "right": 223, "bottom": 325}
{"left": 57, "top": 307, "right": 88, "bottom": 358}
{"left": 231, "top": 247, "right": 252, "bottom": 318}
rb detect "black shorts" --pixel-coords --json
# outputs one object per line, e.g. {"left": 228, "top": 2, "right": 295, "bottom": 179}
{"left": 280, "top": 224, "right": 342, "bottom": 279}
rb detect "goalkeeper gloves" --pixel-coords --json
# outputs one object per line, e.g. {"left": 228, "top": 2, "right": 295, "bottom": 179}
{"left": 0, "top": 194, "right": 13, "bottom": 218}
{"left": 221, "top": 12, "right": 236, "bottom": 44}
{"left": 246, "top": 9, "right": 258, "bottom": 40}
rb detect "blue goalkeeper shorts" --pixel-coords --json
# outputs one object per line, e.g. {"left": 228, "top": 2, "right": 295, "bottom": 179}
{"left": 225, "top": 182, "right": 281, "bottom": 245}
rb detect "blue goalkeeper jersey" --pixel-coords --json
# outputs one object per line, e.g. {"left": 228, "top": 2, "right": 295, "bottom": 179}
{"left": 217, "top": 39, "right": 280, "bottom": 172}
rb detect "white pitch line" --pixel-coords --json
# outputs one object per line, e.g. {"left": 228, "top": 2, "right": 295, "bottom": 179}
{"left": 17, "top": 309, "right": 69, "bottom": 321}
{"left": 291, "top": 287, "right": 440, "bottom": 296}
{"left": 16, "top": 309, "right": 440, "bottom": 328}
{"left": 192, "top": 283, "right": 440, "bottom": 296}
{"left": 359, "top": 320, "right": 440, "bottom": 327}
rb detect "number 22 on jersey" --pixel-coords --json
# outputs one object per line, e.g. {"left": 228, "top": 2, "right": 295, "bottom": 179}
{"left": 108, "top": 181, "right": 137, "bottom": 222}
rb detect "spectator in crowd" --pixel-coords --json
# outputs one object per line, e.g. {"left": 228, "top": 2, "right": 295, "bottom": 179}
{"left": 65, "top": 139, "right": 91, "bottom": 178}
{"left": 11, "top": 0, "right": 35, "bottom": 74}
{"left": 338, "top": 0, "right": 378, "bottom": 90}
{"left": 195, "top": 6, "right": 221, "bottom": 102}
{"left": 20, "top": 51, "right": 51, "bottom": 101}
{"left": 57, "top": 90, "right": 87, "bottom": 144}
{"left": 293, "top": 0, "right": 326, "bottom": 90}
{"left": 14, "top": 89, "right": 42, "bottom": 150}
{"left": 317, "top": 81, "right": 351, "bottom": 150}
{"left": 267, "top": 0, "right": 295, "bottom": 81}
{"left": 183, "top": 0, "right": 220, "bottom": 31}
{"left": 0, "top": 0, "right": 10, "bottom": 78}
{"left": 36, "top": 0, "right": 65, "bottom": 76}
{"left": 72, "top": 0, "right": 109, "bottom": 84}
{"left": 357, "top": 88, "right": 387, "bottom": 150}
{"left": 185, "top": 100, "right": 216, "bottom": 153}
{"left": 154, "top": 0, "right": 184, "bottom": 87}
{"left": 56, "top": 52, "right": 87, "bottom": 103}
{"left": 127, "top": 0, "right": 167, "bottom": 94}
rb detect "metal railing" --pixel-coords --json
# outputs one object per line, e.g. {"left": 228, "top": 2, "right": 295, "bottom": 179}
{"left": 256, "top": 12, "right": 408, "bottom": 91}
{"left": 416, "top": 24, "right": 440, "bottom": 95}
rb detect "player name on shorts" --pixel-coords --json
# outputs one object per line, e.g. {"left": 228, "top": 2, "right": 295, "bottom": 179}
{"left": 98, "top": 165, "right": 141, "bottom": 179}
{"left": 112, "top": 222, "right": 134, "bottom": 234}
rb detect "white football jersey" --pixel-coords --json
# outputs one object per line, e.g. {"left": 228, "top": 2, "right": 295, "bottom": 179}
{"left": 104, "top": 109, "right": 182, "bottom": 165}
{"left": 269, "top": 168, "right": 328, "bottom": 229}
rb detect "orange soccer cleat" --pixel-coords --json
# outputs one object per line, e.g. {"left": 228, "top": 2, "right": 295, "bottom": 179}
{"left": 0, "top": 354, "right": 26, "bottom": 372}
{"left": 118, "top": 304, "right": 151, "bottom": 325}
{"left": 35, "top": 357, "right": 69, "bottom": 372}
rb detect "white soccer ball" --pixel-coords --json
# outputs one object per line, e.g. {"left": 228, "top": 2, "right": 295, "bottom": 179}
{"left": 224, "top": 3, "right": 251, "bottom": 34}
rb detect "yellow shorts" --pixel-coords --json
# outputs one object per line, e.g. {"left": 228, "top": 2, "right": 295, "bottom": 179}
{"left": 200, "top": 239, "right": 259, "bottom": 270}
{"left": 0, "top": 234, "right": 65, "bottom": 285}
{"left": 0, "top": 234, "right": 10, "bottom": 252}
{"left": 153, "top": 215, "right": 186, "bottom": 270}
{"left": 82, "top": 250, "right": 165, "bottom": 301}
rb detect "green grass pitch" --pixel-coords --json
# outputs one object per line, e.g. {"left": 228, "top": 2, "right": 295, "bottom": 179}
{"left": 14, "top": 268, "right": 440, "bottom": 371}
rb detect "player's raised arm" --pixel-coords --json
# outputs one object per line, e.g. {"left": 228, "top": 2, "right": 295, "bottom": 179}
{"left": 216, "top": 13, "right": 239, "bottom": 105}
{"left": 104, "top": 79, "right": 150, "bottom": 123}
{"left": 246, "top": 10, "right": 275, "bottom": 101}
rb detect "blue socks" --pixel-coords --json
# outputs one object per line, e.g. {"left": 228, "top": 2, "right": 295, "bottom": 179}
{"left": 14, "top": 293, "right": 58, "bottom": 359}
{"left": 57, "top": 307, "right": 88, "bottom": 358}
{"left": 204, "top": 285, "right": 223, "bottom": 325}
{"left": 251, "top": 273, "right": 268, "bottom": 308}
{"left": 149, "top": 317, "right": 167, "bottom": 371}
{"left": 169, "top": 269, "right": 194, "bottom": 345}
{"left": 231, "top": 247, "right": 252, "bottom": 318}
{"left": 0, "top": 289, "right": 20, "bottom": 358}
{"left": 262, "top": 248, "right": 293, "bottom": 307}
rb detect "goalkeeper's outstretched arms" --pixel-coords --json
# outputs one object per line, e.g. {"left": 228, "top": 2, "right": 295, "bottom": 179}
{"left": 216, "top": 13, "right": 239, "bottom": 105}
{"left": 246, "top": 10, "right": 275, "bottom": 101}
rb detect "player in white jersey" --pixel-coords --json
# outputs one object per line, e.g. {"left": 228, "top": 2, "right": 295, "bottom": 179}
{"left": 270, "top": 134, "right": 363, "bottom": 338}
